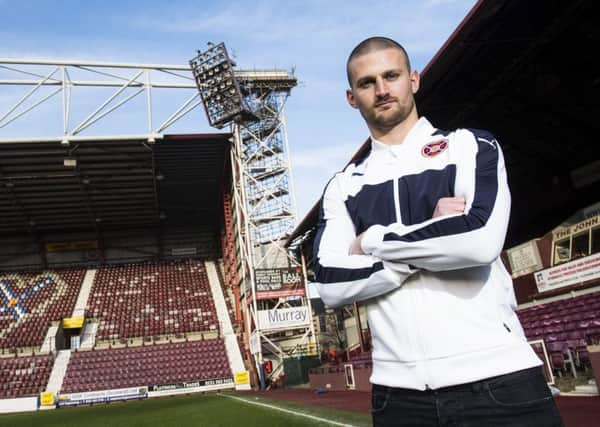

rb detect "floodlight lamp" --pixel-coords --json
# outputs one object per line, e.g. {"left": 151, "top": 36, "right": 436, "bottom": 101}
{"left": 190, "top": 41, "right": 247, "bottom": 128}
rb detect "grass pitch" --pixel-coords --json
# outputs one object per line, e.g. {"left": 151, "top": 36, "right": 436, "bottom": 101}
{"left": 0, "top": 392, "right": 370, "bottom": 427}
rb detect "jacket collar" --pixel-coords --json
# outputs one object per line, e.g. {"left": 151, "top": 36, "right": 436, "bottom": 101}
{"left": 370, "top": 116, "right": 438, "bottom": 154}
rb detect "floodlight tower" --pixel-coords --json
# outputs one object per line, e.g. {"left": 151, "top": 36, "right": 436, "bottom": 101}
{"left": 190, "top": 43, "right": 316, "bottom": 387}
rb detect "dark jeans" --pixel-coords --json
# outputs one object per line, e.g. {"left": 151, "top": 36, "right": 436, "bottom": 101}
{"left": 372, "top": 367, "right": 564, "bottom": 427}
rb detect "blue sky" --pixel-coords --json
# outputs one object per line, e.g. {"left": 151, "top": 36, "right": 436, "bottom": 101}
{"left": 0, "top": 0, "right": 477, "bottom": 219}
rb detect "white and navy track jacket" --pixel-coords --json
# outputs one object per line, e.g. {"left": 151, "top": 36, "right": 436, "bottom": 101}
{"left": 313, "top": 117, "right": 541, "bottom": 390}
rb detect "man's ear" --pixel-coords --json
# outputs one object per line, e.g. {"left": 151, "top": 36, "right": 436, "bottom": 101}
{"left": 346, "top": 88, "right": 358, "bottom": 109}
{"left": 410, "top": 70, "right": 420, "bottom": 95}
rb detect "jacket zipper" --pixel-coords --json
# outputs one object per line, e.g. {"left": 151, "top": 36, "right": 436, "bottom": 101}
{"left": 412, "top": 274, "right": 433, "bottom": 390}
{"left": 393, "top": 177, "right": 401, "bottom": 223}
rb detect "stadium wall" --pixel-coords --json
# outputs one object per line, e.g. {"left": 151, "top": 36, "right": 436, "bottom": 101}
{"left": 0, "top": 396, "right": 38, "bottom": 414}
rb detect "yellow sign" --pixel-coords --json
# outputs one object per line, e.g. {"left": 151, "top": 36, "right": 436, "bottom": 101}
{"left": 46, "top": 241, "right": 98, "bottom": 252}
{"left": 234, "top": 371, "right": 250, "bottom": 385}
{"left": 40, "top": 391, "right": 55, "bottom": 406}
{"left": 62, "top": 317, "right": 85, "bottom": 329}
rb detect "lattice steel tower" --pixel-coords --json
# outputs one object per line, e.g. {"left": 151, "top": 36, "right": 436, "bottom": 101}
{"left": 190, "top": 43, "right": 316, "bottom": 387}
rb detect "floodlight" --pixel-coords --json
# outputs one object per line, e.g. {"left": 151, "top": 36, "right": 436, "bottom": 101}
{"left": 190, "top": 42, "right": 246, "bottom": 128}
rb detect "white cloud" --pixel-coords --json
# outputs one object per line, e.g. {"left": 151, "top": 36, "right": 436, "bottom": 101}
{"left": 128, "top": 0, "right": 477, "bottom": 55}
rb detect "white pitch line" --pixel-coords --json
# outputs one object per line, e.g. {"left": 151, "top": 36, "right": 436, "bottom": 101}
{"left": 218, "top": 393, "right": 359, "bottom": 427}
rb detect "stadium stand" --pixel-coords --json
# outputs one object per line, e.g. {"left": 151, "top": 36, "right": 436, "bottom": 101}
{"left": 61, "top": 339, "right": 231, "bottom": 393}
{"left": 518, "top": 292, "right": 600, "bottom": 341}
{"left": 517, "top": 291, "right": 600, "bottom": 372}
{"left": 0, "top": 270, "right": 85, "bottom": 350}
{"left": 86, "top": 260, "right": 218, "bottom": 342}
{"left": 0, "top": 354, "right": 53, "bottom": 398}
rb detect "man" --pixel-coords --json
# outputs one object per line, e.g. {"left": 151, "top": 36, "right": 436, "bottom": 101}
{"left": 313, "top": 37, "right": 563, "bottom": 426}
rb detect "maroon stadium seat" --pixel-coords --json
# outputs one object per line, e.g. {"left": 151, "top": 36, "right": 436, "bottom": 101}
{"left": 61, "top": 339, "right": 232, "bottom": 394}
{"left": 86, "top": 260, "right": 218, "bottom": 342}
{"left": 0, "top": 270, "right": 85, "bottom": 350}
{"left": 0, "top": 354, "right": 53, "bottom": 398}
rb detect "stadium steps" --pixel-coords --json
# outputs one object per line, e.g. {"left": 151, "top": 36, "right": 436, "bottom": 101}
{"left": 40, "top": 323, "right": 60, "bottom": 354}
{"left": 72, "top": 269, "right": 97, "bottom": 318}
{"left": 45, "top": 349, "right": 71, "bottom": 399}
{"left": 79, "top": 320, "right": 98, "bottom": 349}
{"left": 205, "top": 260, "right": 250, "bottom": 390}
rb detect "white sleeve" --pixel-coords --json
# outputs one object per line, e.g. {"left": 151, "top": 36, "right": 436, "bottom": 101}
{"left": 360, "top": 131, "right": 510, "bottom": 272}
{"left": 313, "top": 173, "right": 416, "bottom": 308}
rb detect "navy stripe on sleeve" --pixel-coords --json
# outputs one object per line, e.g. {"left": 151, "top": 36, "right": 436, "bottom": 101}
{"left": 398, "top": 165, "right": 456, "bottom": 226}
{"left": 313, "top": 178, "right": 385, "bottom": 284}
{"left": 315, "top": 261, "right": 385, "bottom": 284}
{"left": 383, "top": 129, "right": 499, "bottom": 243}
{"left": 345, "top": 179, "right": 396, "bottom": 235}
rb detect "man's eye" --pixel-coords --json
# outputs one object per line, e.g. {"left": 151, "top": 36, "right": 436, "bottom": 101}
{"left": 359, "top": 81, "right": 373, "bottom": 88}
{"left": 386, "top": 73, "right": 399, "bottom": 80}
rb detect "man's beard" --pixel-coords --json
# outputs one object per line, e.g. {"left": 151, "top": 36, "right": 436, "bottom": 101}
{"left": 362, "top": 98, "right": 414, "bottom": 131}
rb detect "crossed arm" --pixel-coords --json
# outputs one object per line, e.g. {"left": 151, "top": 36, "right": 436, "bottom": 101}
{"left": 349, "top": 197, "right": 466, "bottom": 255}
{"left": 314, "top": 133, "right": 510, "bottom": 307}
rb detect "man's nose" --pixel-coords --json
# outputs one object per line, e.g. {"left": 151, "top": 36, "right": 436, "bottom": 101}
{"left": 375, "top": 78, "right": 388, "bottom": 98}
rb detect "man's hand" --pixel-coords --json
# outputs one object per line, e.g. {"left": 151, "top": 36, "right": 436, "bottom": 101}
{"left": 433, "top": 197, "right": 466, "bottom": 218}
{"left": 349, "top": 232, "right": 365, "bottom": 255}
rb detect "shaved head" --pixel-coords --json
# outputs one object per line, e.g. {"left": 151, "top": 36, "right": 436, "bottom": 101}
{"left": 346, "top": 37, "right": 411, "bottom": 87}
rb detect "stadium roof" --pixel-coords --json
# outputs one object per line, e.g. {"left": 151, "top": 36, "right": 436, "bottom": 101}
{"left": 0, "top": 133, "right": 230, "bottom": 244}
{"left": 288, "top": 0, "right": 599, "bottom": 250}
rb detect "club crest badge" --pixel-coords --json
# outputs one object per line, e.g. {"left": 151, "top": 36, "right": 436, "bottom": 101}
{"left": 421, "top": 139, "right": 448, "bottom": 158}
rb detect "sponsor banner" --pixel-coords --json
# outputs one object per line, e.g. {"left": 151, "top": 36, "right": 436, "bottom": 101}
{"left": 553, "top": 215, "right": 599, "bottom": 241}
{"left": 534, "top": 252, "right": 600, "bottom": 293}
{"left": 62, "top": 316, "right": 84, "bottom": 329}
{"left": 507, "top": 241, "right": 543, "bottom": 279}
{"left": 58, "top": 387, "right": 147, "bottom": 407}
{"left": 255, "top": 268, "right": 303, "bottom": 291}
{"left": 255, "top": 267, "right": 305, "bottom": 300}
{"left": 46, "top": 241, "right": 98, "bottom": 252}
{"left": 171, "top": 247, "right": 197, "bottom": 256}
{"left": 257, "top": 306, "right": 310, "bottom": 331}
{"left": 40, "top": 391, "right": 55, "bottom": 406}
{"left": 255, "top": 288, "right": 305, "bottom": 300}
{"left": 234, "top": 371, "right": 250, "bottom": 385}
{"left": 148, "top": 378, "right": 233, "bottom": 393}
